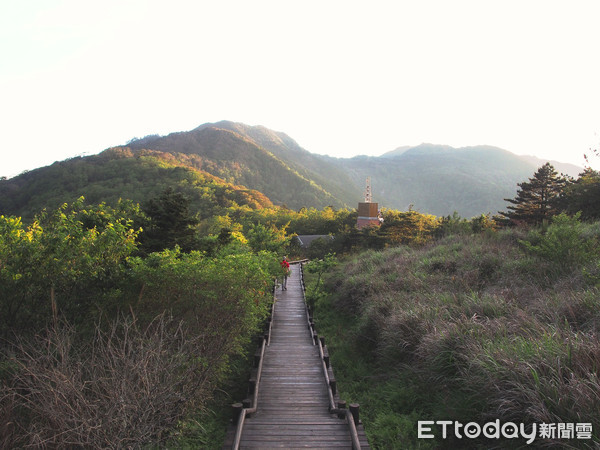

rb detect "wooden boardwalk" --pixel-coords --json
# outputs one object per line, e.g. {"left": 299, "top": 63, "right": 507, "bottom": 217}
{"left": 224, "top": 265, "right": 369, "bottom": 449}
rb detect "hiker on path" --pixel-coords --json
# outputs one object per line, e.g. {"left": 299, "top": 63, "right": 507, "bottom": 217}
{"left": 280, "top": 256, "right": 290, "bottom": 290}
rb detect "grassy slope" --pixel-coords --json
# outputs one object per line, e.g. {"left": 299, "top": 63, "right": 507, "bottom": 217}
{"left": 308, "top": 227, "right": 600, "bottom": 449}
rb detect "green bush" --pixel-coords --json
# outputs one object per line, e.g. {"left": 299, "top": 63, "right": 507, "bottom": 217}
{"left": 130, "top": 248, "right": 277, "bottom": 360}
{"left": 521, "top": 212, "right": 597, "bottom": 270}
{"left": 0, "top": 199, "right": 140, "bottom": 337}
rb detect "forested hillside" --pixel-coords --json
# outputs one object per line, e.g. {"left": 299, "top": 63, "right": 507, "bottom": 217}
{"left": 127, "top": 123, "right": 584, "bottom": 217}
{"left": 0, "top": 147, "right": 272, "bottom": 220}
{"left": 127, "top": 122, "right": 356, "bottom": 210}
{"left": 192, "top": 121, "right": 364, "bottom": 205}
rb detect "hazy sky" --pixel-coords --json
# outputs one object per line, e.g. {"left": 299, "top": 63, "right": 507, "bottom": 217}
{"left": 2, "top": 0, "right": 599, "bottom": 178}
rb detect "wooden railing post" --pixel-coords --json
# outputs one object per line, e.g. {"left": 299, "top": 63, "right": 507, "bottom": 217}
{"left": 337, "top": 400, "right": 347, "bottom": 419}
{"left": 349, "top": 403, "right": 360, "bottom": 426}
{"left": 329, "top": 378, "right": 337, "bottom": 395}
{"left": 248, "top": 377, "right": 256, "bottom": 395}
{"left": 323, "top": 347, "right": 330, "bottom": 368}
{"left": 253, "top": 349, "right": 261, "bottom": 367}
{"left": 231, "top": 403, "right": 243, "bottom": 424}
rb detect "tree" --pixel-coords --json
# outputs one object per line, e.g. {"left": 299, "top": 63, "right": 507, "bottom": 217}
{"left": 141, "top": 187, "right": 199, "bottom": 253}
{"left": 379, "top": 210, "right": 440, "bottom": 245}
{"left": 499, "top": 163, "right": 567, "bottom": 226}
{"left": 561, "top": 168, "right": 600, "bottom": 220}
{"left": 305, "top": 253, "right": 338, "bottom": 307}
{"left": 246, "top": 222, "right": 290, "bottom": 254}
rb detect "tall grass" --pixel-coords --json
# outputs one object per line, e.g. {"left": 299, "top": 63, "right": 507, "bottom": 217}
{"left": 310, "top": 221, "right": 600, "bottom": 448}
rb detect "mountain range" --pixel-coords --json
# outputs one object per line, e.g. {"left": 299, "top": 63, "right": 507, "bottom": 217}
{"left": 0, "top": 120, "right": 583, "bottom": 219}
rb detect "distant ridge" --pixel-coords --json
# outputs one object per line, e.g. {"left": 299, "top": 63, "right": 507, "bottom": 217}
{"left": 334, "top": 144, "right": 583, "bottom": 216}
{"left": 380, "top": 146, "right": 411, "bottom": 158}
{"left": 517, "top": 154, "right": 583, "bottom": 178}
{"left": 0, "top": 121, "right": 584, "bottom": 219}
{"left": 383, "top": 143, "right": 456, "bottom": 157}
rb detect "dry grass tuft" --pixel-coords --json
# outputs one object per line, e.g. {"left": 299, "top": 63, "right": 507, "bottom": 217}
{"left": 2, "top": 314, "right": 216, "bottom": 449}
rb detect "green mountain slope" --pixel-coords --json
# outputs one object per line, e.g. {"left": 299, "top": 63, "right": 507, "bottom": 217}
{"left": 330, "top": 144, "right": 571, "bottom": 217}
{"left": 127, "top": 122, "right": 357, "bottom": 209}
{"left": 195, "top": 121, "right": 364, "bottom": 204}
{"left": 0, "top": 148, "right": 272, "bottom": 220}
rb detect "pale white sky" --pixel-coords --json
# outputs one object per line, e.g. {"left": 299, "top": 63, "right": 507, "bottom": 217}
{"left": 2, "top": 0, "right": 599, "bottom": 178}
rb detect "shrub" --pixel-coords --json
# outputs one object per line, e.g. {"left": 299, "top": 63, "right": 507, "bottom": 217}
{"left": 521, "top": 212, "right": 597, "bottom": 271}
{"left": 130, "top": 248, "right": 276, "bottom": 359}
{"left": 0, "top": 199, "right": 140, "bottom": 337}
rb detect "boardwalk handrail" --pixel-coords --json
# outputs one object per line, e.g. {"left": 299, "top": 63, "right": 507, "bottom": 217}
{"left": 231, "top": 288, "right": 276, "bottom": 450}
{"left": 300, "top": 262, "right": 363, "bottom": 450}
{"left": 315, "top": 332, "right": 361, "bottom": 449}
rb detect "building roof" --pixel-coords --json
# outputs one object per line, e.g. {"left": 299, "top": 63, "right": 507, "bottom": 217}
{"left": 294, "top": 235, "right": 334, "bottom": 249}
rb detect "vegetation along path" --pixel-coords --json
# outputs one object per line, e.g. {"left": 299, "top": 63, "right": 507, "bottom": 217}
{"left": 225, "top": 264, "right": 369, "bottom": 449}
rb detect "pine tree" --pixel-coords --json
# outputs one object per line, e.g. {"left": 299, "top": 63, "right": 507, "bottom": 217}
{"left": 141, "top": 187, "right": 199, "bottom": 253}
{"left": 561, "top": 168, "right": 600, "bottom": 220}
{"left": 499, "top": 163, "right": 567, "bottom": 226}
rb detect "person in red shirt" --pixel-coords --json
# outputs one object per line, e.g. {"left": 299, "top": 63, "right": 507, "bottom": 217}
{"left": 280, "top": 256, "right": 290, "bottom": 290}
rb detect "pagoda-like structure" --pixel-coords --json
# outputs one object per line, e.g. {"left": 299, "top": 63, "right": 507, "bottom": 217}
{"left": 356, "top": 177, "right": 383, "bottom": 229}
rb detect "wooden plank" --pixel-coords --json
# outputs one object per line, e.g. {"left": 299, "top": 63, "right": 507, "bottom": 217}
{"left": 242, "top": 426, "right": 353, "bottom": 433}
{"left": 240, "top": 445, "right": 353, "bottom": 449}
{"left": 241, "top": 431, "right": 353, "bottom": 438}
{"left": 244, "top": 419, "right": 345, "bottom": 425}
{"left": 241, "top": 436, "right": 352, "bottom": 442}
